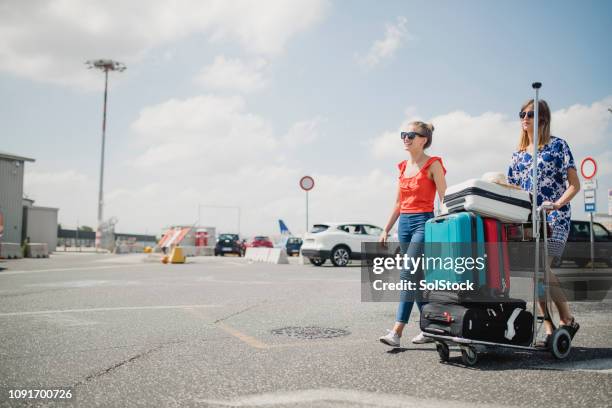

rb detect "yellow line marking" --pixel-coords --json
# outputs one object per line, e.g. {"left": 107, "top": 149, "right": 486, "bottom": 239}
{"left": 216, "top": 322, "right": 270, "bottom": 349}
{"left": 183, "top": 307, "right": 270, "bottom": 349}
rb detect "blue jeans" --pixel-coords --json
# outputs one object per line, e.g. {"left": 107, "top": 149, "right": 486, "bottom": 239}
{"left": 396, "top": 212, "right": 433, "bottom": 324}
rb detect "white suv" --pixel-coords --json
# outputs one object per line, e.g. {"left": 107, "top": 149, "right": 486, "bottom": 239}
{"left": 301, "top": 222, "right": 384, "bottom": 267}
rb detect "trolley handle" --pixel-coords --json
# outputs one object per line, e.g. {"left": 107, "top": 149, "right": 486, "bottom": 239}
{"left": 537, "top": 203, "right": 555, "bottom": 212}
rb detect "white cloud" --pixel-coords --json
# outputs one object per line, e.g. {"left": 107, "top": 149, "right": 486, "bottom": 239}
{"left": 23, "top": 169, "right": 97, "bottom": 228}
{"left": 0, "top": 0, "right": 329, "bottom": 89}
{"left": 552, "top": 96, "right": 612, "bottom": 147}
{"left": 283, "top": 117, "right": 324, "bottom": 147}
{"left": 129, "top": 94, "right": 277, "bottom": 173}
{"left": 195, "top": 56, "right": 268, "bottom": 93}
{"left": 359, "top": 16, "right": 411, "bottom": 68}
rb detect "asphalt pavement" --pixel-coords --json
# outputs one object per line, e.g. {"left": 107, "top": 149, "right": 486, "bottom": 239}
{"left": 0, "top": 252, "right": 611, "bottom": 407}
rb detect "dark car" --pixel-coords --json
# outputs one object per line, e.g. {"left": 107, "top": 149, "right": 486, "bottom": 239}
{"left": 285, "top": 237, "right": 303, "bottom": 256}
{"left": 215, "top": 233, "right": 244, "bottom": 256}
{"left": 554, "top": 221, "right": 612, "bottom": 267}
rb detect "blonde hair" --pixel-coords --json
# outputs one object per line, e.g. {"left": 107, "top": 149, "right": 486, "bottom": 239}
{"left": 518, "top": 99, "right": 551, "bottom": 151}
{"left": 410, "top": 121, "right": 435, "bottom": 149}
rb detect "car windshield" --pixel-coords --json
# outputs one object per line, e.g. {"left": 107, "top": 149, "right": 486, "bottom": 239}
{"left": 254, "top": 236, "right": 269, "bottom": 241}
{"left": 219, "top": 234, "right": 238, "bottom": 240}
{"left": 287, "top": 238, "right": 302, "bottom": 244}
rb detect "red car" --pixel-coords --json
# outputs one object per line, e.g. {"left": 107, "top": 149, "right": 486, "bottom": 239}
{"left": 247, "top": 236, "right": 274, "bottom": 248}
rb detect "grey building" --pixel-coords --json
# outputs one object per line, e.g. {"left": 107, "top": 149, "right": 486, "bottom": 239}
{"left": 0, "top": 151, "right": 35, "bottom": 244}
{"left": 22, "top": 198, "right": 59, "bottom": 251}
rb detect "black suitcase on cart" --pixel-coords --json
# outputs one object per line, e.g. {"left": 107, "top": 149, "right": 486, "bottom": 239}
{"left": 420, "top": 298, "right": 533, "bottom": 345}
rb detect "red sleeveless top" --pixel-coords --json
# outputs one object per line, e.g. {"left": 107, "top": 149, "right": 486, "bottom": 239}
{"left": 397, "top": 156, "right": 446, "bottom": 213}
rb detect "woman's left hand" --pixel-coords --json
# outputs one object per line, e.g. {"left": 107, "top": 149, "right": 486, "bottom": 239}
{"left": 542, "top": 201, "right": 561, "bottom": 211}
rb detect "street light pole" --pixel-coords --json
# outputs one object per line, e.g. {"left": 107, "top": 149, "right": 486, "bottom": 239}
{"left": 99, "top": 69, "right": 108, "bottom": 227}
{"left": 85, "top": 59, "right": 126, "bottom": 250}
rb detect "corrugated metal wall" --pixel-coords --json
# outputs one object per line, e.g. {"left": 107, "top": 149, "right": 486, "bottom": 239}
{"left": 0, "top": 158, "right": 25, "bottom": 244}
{"left": 26, "top": 207, "right": 59, "bottom": 251}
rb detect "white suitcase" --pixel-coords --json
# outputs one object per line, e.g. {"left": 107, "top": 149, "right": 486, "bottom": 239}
{"left": 442, "top": 179, "right": 531, "bottom": 223}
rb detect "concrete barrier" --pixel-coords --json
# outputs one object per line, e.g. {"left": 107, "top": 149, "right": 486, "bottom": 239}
{"left": 26, "top": 243, "right": 49, "bottom": 258}
{"left": 197, "top": 246, "right": 215, "bottom": 256}
{"left": 299, "top": 255, "right": 312, "bottom": 265}
{"left": 267, "top": 248, "right": 289, "bottom": 264}
{"left": 0, "top": 243, "right": 23, "bottom": 259}
{"left": 245, "top": 247, "right": 289, "bottom": 264}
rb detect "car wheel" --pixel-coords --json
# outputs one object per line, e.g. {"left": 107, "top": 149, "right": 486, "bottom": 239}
{"left": 331, "top": 246, "right": 351, "bottom": 267}
{"left": 310, "top": 257, "right": 325, "bottom": 266}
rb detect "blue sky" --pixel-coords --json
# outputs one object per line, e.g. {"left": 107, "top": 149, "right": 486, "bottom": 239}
{"left": 1, "top": 0, "right": 611, "bottom": 236}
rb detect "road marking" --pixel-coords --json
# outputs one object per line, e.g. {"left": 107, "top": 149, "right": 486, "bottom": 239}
{"left": 0, "top": 304, "right": 220, "bottom": 317}
{"left": 537, "top": 358, "right": 612, "bottom": 374}
{"left": 196, "top": 388, "right": 515, "bottom": 407}
{"left": 215, "top": 322, "right": 270, "bottom": 349}
{"left": 184, "top": 307, "right": 270, "bottom": 349}
{"left": 0, "top": 264, "right": 161, "bottom": 276}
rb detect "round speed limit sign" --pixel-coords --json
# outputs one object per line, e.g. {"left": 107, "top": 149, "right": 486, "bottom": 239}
{"left": 299, "top": 176, "right": 315, "bottom": 191}
{"left": 580, "top": 157, "right": 597, "bottom": 179}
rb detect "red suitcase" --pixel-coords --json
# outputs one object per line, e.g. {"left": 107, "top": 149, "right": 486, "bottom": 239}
{"left": 483, "top": 218, "right": 510, "bottom": 295}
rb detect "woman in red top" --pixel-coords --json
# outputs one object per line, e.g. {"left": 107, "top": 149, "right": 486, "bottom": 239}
{"left": 379, "top": 121, "right": 447, "bottom": 347}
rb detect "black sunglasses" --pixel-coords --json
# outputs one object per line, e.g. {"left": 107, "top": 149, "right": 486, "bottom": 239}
{"left": 519, "top": 111, "right": 535, "bottom": 119}
{"left": 400, "top": 131, "right": 426, "bottom": 140}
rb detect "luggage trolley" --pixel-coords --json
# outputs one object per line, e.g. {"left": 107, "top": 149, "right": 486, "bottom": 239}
{"left": 423, "top": 82, "right": 574, "bottom": 366}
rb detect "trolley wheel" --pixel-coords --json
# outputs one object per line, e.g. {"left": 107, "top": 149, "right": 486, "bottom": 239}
{"left": 460, "top": 346, "right": 478, "bottom": 366}
{"left": 550, "top": 327, "right": 572, "bottom": 359}
{"left": 436, "top": 342, "right": 450, "bottom": 362}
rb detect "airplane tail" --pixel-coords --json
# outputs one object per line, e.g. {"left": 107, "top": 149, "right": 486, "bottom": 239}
{"left": 279, "top": 219, "right": 291, "bottom": 236}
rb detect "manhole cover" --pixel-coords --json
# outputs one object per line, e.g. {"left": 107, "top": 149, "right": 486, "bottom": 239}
{"left": 270, "top": 326, "right": 350, "bottom": 339}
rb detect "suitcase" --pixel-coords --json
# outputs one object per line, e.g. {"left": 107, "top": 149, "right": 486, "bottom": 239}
{"left": 424, "top": 212, "right": 486, "bottom": 289}
{"left": 420, "top": 301, "right": 533, "bottom": 345}
{"left": 443, "top": 179, "right": 531, "bottom": 223}
{"left": 483, "top": 218, "right": 510, "bottom": 296}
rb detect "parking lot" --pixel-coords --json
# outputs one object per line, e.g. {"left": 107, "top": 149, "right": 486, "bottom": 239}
{"left": 1, "top": 253, "right": 611, "bottom": 407}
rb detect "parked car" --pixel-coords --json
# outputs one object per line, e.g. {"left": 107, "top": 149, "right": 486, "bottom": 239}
{"left": 247, "top": 236, "right": 274, "bottom": 248}
{"left": 285, "top": 237, "right": 303, "bottom": 256}
{"left": 553, "top": 221, "right": 612, "bottom": 267}
{"left": 214, "top": 233, "right": 244, "bottom": 256}
{"left": 300, "top": 222, "right": 384, "bottom": 267}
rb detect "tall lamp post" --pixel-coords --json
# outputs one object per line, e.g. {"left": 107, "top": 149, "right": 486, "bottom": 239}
{"left": 85, "top": 59, "right": 126, "bottom": 249}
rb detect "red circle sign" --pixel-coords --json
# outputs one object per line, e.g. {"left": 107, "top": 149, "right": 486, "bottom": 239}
{"left": 580, "top": 157, "right": 597, "bottom": 179}
{"left": 299, "top": 176, "right": 315, "bottom": 191}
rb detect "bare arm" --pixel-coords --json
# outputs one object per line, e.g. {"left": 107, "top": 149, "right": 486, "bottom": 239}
{"left": 379, "top": 185, "right": 401, "bottom": 244}
{"left": 549, "top": 168, "right": 580, "bottom": 209}
{"left": 430, "top": 160, "right": 447, "bottom": 203}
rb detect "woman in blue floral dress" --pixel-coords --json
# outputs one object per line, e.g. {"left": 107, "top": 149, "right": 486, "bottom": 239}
{"left": 507, "top": 98, "right": 581, "bottom": 346}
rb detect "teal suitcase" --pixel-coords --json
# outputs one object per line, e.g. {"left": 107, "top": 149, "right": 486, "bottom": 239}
{"left": 424, "top": 212, "right": 486, "bottom": 288}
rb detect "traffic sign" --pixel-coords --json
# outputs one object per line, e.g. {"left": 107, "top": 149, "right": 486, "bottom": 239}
{"left": 580, "top": 157, "right": 597, "bottom": 179}
{"left": 583, "top": 178, "right": 597, "bottom": 190}
{"left": 584, "top": 189, "right": 596, "bottom": 213}
{"left": 299, "top": 176, "right": 315, "bottom": 191}
{"left": 584, "top": 190, "right": 596, "bottom": 203}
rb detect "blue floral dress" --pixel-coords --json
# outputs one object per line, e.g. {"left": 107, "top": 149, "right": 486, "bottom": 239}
{"left": 507, "top": 136, "right": 576, "bottom": 257}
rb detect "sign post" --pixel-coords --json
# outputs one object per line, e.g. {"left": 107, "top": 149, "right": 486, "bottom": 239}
{"left": 580, "top": 157, "right": 597, "bottom": 269}
{"left": 299, "top": 176, "right": 315, "bottom": 233}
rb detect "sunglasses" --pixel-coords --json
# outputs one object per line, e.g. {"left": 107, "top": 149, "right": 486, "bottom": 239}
{"left": 519, "top": 111, "right": 535, "bottom": 119}
{"left": 400, "top": 131, "right": 426, "bottom": 140}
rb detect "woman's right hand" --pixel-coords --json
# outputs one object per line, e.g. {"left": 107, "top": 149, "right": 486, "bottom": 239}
{"left": 379, "top": 230, "right": 389, "bottom": 247}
